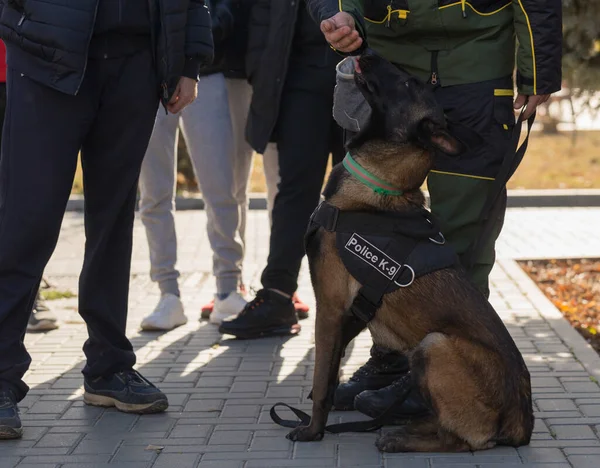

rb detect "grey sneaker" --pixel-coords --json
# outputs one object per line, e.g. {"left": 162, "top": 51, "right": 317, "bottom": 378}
{"left": 27, "top": 292, "right": 58, "bottom": 332}
{"left": 0, "top": 390, "right": 23, "bottom": 440}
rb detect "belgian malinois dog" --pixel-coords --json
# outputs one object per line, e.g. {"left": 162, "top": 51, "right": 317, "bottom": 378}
{"left": 286, "top": 51, "right": 534, "bottom": 452}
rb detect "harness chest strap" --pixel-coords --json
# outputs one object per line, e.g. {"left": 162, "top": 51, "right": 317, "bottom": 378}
{"left": 307, "top": 201, "right": 457, "bottom": 324}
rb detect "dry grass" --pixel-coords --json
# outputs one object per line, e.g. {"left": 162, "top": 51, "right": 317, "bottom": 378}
{"left": 508, "top": 131, "right": 600, "bottom": 189}
{"left": 70, "top": 131, "right": 600, "bottom": 195}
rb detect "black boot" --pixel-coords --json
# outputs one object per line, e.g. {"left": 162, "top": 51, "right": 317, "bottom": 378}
{"left": 333, "top": 345, "right": 409, "bottom": 410}
{"left": 218, "top": 289, "right": 300, "bottom": 339}
{"left": 354, "top": 375, "right": 431, "bottom": 423}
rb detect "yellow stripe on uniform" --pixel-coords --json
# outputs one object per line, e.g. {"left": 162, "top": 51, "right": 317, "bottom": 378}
{"left": 494, "top": 89, "right": 514, "bottom": 97}
{"left": 439, "top": 1, "right": 511, "bottom": 16}
{"left": 516, "top": 0, "right": 537, "bottom": 94}
{"left": 430, "top": 170, "right": 495, "bottom": 181}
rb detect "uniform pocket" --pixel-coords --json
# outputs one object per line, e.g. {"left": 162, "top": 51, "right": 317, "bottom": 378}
{"left": 493, "top": 90, "right": 516, "bottom": 135}
{"left": 364, "top": 0, "right": 409, "bottom": 25}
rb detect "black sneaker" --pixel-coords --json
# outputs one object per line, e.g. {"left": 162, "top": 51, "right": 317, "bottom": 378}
{"left": 218, "top": 289, "right": 301, "bottom": 339}
{"left": 0, "top": 390, "right": 23, "bottom": 440}
{"left": 84, "top": 370, "right": 168, "bottom": 414}
{"left": 27, "top": 292, "right": 59, "bottom": 332}
{"left": 333, "top": 346, "right": 409, "bottom": 410}
{"left": 354, "top": 376, "right": 431, "bottom": 423}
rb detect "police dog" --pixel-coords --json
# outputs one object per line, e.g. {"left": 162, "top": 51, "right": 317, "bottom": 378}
{"left": 286, "top": 51, "right": 534, "bottom": 452}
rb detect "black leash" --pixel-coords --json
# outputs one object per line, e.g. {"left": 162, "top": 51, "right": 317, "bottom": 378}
{"left": 462, "top": 109, "right": 536, "bottom": 269}
{"left": 270, "top": 375, "right": 413, "bottom": 433}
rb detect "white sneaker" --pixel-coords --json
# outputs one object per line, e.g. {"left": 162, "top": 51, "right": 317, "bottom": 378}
{"left": 141, "top": 294, "right": 187, "bottom": 331}
{"left": 210, "top": 292, "right": 247, "bottom": 325}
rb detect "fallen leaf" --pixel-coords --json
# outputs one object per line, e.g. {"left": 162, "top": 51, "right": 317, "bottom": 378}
{"left": 145, "top": 445, "right": 164, "bottom": 453}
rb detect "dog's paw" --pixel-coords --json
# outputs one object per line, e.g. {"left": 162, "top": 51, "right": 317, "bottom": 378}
{"left": 376, "top": 433, "right": 405, "bottom": 453}
{"left": 286, "top": 426, "right": 324, "bottom": 442}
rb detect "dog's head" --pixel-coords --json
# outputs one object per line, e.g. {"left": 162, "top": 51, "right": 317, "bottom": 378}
{"left": 352, "top": 50, "right": 461, "bottom": 155}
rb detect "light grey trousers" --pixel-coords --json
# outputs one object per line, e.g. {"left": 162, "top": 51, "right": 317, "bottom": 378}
{"left": 139, "top": 74, "right": 279, "bottom": 296}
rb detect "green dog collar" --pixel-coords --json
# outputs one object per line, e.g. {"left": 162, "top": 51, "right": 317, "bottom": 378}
{"left": 342, "top": 153, "right": 404, "bottom": 196}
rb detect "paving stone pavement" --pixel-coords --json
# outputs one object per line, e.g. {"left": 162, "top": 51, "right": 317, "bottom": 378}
{"left": 9, "top": 207, "right": 600, "bottom": 468}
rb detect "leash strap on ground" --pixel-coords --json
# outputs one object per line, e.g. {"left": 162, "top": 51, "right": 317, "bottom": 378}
{"left": 270, "top": 375, "right": 414, "bottom": 434}
{"left": 463, "top": 110, "right": 536, "bottom": 269}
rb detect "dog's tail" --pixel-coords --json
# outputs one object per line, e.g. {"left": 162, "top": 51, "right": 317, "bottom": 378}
{"left": 497, "top": 364, "right": 534, "bottom": 446}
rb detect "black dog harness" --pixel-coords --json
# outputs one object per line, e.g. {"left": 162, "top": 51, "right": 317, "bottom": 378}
{"left": 305, "top": 200, "right": 458, "bottom": 323}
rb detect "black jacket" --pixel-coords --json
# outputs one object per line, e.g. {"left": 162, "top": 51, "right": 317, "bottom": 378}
{"left": 0, "top": 0, "right": 214, "bottom": 101}
{"left": 201, "top": 0, "right": 253, "bottom": 79}
{"left": 245, "top": 0, "right": 338, "bottom": 154}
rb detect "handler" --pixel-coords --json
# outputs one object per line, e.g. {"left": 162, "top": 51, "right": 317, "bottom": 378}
{"left": 305, "top": 0, "right": 562, "bottom": 421}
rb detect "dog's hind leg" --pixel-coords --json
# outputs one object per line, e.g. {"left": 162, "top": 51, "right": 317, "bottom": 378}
{"left": 376, "top": 416, "right": 471, "bottom": 453}
{"left": 409, "top": 332, "right": 499, "bottom": 452}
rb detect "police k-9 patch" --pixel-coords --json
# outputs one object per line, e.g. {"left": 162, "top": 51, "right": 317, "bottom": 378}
{"left": 344, "top": 234, "right": 401, "bottom": 279}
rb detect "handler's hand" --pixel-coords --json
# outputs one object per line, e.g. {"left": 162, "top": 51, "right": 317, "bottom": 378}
{"left": 320, "top": 12, "right": 363, "bottom": 53}
{"left": 514, "top": 93, "right": 550, "bottom": 120}
{"left": 167, "top": 77, "right": 197, "bottom": 114}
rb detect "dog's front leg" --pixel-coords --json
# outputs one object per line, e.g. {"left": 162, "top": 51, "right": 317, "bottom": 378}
{"left": 287, "top": 297, "right": 350, "bottom": 442}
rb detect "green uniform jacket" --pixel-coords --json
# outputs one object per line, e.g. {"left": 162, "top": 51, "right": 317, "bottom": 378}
{"left": 306, "top": 0, "right": 562, "bottom": 96}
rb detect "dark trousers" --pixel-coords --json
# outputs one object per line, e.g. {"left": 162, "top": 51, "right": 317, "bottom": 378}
{"left": 0, "top": 82, "right": 5, "bottom": 147}
{"left": 427, "top": 76, "right": 515, "bottom": 298}
{"left": 0, "top": 49, "right": 159, "bottom": 401}
{"left": 261, "top": 68, "right": 344, "bottom": 295}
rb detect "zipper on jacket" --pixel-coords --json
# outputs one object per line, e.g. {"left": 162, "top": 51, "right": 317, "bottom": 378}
{"left": 386, "top": 5, "right": 392, "bottom": 28}
{"left": 428, "top": 51, "right": 440, "bottom": 87}
{"left": 17, "top": 12, "right": 26, "bottom": 26}
{"left": 75, "top": 1, "right": 100, "bottom": 95}
{"left": 157, "top": 0, "right": 170, "bottom": 109}
{"left": 147, "top": 0, "right": 158, "bottom": 72}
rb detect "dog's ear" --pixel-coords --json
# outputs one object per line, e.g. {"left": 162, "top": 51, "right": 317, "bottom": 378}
{"left": 417, "top": 119, "right": 464, "bottom": 155}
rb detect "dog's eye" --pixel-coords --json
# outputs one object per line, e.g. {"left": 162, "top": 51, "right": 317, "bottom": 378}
{"left": 405, "top": 81, "right": 410, "bottom": 88}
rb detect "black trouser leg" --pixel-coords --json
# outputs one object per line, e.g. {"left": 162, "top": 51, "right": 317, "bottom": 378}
{"left": 261, "top": 82, "right": 342, "bottom": 295}
{"left": 0, "top": 69, "right": 93, "bottom": 401}
{"left": 0, "top": 82, "right": 6, "bottom": 148}
{"left": 79, "top": 50, "right": 159, "bottom": 379}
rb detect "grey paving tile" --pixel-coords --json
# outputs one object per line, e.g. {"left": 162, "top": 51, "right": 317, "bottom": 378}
{"left": 569, "top": 455, "right": 600, "bottom": 468}
{"left": 27, "top": 400, "right": 70, "bottom": 415}
{"left": 15, "top": 465, "right": 59, "bottom": 468}
{"left": 169, "top": 425, "right": 212, "bottom": 439}
{"left": 112, "top": 446, "right": 157, "bottom": 463}
{"left": 536, "top": 399, "right": 578, "bottom": 411}
{"left": 550, "top": 425, "right": 597, "bottom": 439}
{"left": 208, "top": 430, "right": 251, "bottom": 445}
{"left": 337, "top": 442, "right": 382, "bottom": 466}
{"left": 183, "top": 399, "right": 223, "bottom": 412}
{"left": 384, "top": 460, "right": 430, "bottom": 468}
{"left": 245, "top": 459, "right": 337, "bottom": 467}
{"left": 60, "top": 406, "right": 104, "bottom": 420}
{"left": 250, "top": 436, "right": 292, "bottom": 452}
{"left": 93, "top": 412, "right": 138, "bottom": 432}
{"left": 152, "top": 453, "right": 200, "bottom": 468}
{"left": 293, "top": 440, "right": 336, "bottom": 459}
{"left": 72, "top": 438, "right": 122, "bottom": 455}
{"left": 518, "top": 447, "right": 568, "bottom": 463}
{"left": 35, "top": 432, "right": 81, "bottom": 448}
{"left": 196, "top": 462, "right": 243, "bottom": 468}
{"left": 0, "top": 458, "right": 20, "bottom": 468}
{"left": 220, "top": 405, "right": 259, "bottom": 418}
